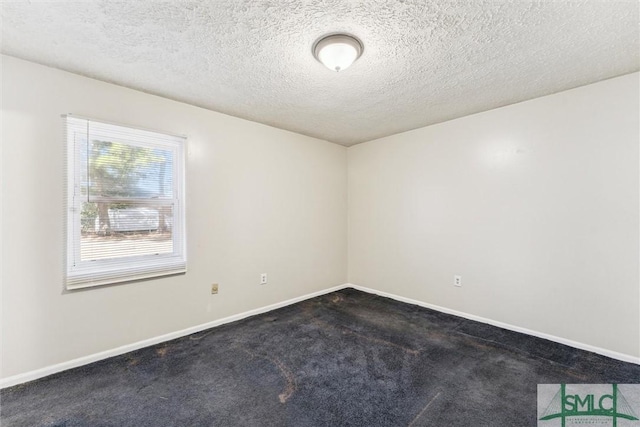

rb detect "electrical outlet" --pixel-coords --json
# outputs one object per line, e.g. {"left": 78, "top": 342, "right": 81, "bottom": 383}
{"left": 454, "top": 275, "right": 462, "bottom": 287}
{"left": 211, "top": 283, "right": 218, "bottom": 294}
{"left": 260, "top": 273, "right": 268, "bottom": 285}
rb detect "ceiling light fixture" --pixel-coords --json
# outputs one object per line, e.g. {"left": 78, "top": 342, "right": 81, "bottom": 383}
{"left": 313, "top": 34, "right": 363, "bottom": 72}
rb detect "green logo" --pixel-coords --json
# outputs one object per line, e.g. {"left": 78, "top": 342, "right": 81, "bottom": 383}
{"left": 539, "top": 384, "right": 639, "bottom": 427}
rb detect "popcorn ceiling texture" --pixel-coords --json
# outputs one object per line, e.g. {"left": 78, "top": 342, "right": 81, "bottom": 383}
{"left": 1, "top": 1, "right": 638, "bottom": 146}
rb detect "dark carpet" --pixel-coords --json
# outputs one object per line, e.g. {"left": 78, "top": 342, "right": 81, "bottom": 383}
{"left": 1, "top": 288, "right": 639, "bottom": 426}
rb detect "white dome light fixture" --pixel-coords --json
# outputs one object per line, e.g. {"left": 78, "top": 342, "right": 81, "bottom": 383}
{"left": 313, "top": 34, "right": 363, "bottom": 72}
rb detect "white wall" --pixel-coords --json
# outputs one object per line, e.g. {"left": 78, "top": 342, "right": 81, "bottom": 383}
{"left": 348, "top": 73, "right": 640, "bottom": 358}
{"left": 1, "top": 55, "right": 348, "bottom": 379}
{"left": 2, "top": 55, "right": 638, "bottom": 381}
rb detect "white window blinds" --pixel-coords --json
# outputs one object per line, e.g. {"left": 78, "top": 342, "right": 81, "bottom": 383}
{"left": 65, "top": 116, "right": 186, "bottom": 289}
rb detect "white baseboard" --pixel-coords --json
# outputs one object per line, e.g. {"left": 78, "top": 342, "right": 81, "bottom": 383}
{"left": 347, "top": 283, "right": 640, "bottom": 365}
{"left": 3, "top": 282, "right": 637, "bottom": 389}
{"left": 0, "top": 283, "right": 350, "bottom": 389}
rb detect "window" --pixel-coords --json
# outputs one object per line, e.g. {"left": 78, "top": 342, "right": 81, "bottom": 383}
{"left": 65, "top": 116, "right": 186, "bottom": 289}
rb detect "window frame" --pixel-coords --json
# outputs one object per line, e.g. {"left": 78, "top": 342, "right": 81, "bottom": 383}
{"left": 65, "top": 115, "right": 187, "bottom": 290}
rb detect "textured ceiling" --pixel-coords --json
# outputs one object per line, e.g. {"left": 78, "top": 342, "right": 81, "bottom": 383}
{"left": 2, "top": 1, "right": 638, "bottom": 146}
